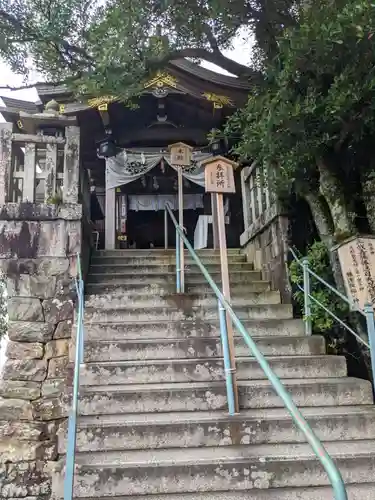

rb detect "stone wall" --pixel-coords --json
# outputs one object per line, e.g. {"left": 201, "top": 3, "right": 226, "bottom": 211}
{"left": 241, "top": 203, "right": 291, "bottom": 303}
{"left": 0, "top": 202, "right": 82, "bottom": 499}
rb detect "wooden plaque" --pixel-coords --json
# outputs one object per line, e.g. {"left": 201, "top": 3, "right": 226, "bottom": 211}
{"left": 335, "top": 236, "right": 375, "bottom": 310}
{"left": 205, "top": 159, "right": 236, "bottom": 194}
{"left": 168, "top": 142, "right": 193, "bottom": 167}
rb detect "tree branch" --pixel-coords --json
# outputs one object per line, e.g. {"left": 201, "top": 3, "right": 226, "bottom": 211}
{"left": 150, "top": 47, "right": 261, "bottom": 80}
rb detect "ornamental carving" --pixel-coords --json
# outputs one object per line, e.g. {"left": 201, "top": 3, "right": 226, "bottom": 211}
{"left": 202, "top": 92, "right": 234, "bottom": 109}
{"left": 144, "top": 71, "right": 177, "bottom": 89}
{"left": 87, "top": 95, "right": 119, "bottom": 109}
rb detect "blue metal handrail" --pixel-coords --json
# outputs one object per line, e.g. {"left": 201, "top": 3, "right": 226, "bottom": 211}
{"left": 165, "top": 204, "right": 348, "bottom": 500}
{"left": 64, "top": 253, "right": 85, "bottom": 500}
{"left": 289, "top": 247, "right": 375, "bottom": 383}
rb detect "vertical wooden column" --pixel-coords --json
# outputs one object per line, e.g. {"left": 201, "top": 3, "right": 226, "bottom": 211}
{"left": 216, "top": 192, "right": 240, "bottom": 413}
{"left": 45, "top": 143, "right": 58, "bottom": 201}
{"left": 0, "top": 123, "right": 12, "bottom": 204}
{"left": 105, "top": 186, "right": 116, "bottom": 250}
{"left": 23, "top": 143, "right": 36, "bottom": 202}
{"left": 178, "top": 166, "right": 185, "bottom": 292}
{"left": 63, "top": 126, "right": 80, "bottom": 203}
{"left": 249, "top": 173, "right": 256, "bottom": 224}
{"left": 211, "top": 193, "right": 219, "bottom": 249}
{"left": 240, "top": 167, "right": 251, "bottom": 231}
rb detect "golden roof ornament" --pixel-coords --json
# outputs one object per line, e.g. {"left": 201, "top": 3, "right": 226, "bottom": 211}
{"left": 144, "top": 71, "right": 177, "bottom": 89}
{"left": 88, "top": 95, "right": 119, "bottom": 109}
{"left": 203, "top": 92, "right": 234, "bottom": 109}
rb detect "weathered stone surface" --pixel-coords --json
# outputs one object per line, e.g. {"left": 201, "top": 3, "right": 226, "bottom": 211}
{"left": 44, "top": 441, "right": 58, "bottom": 461}
{"left": 54, "top": 319, "right": 73, "bottom": 339}
{"left": 6, "top": 340, "right": 44, "bottom": 360}
{"left": 33, "top": 397, "right": 67, "bottom": 421}
{"left": 42, "top": 379, "right": 65, "bottom": 398}
{"left": 37, "top": 257, "right": 69, "bottom": 276}
{"left": 0, "top": 219, "right": 74, "bottom": 259}
{"left": 0, "top": 398, "right": 33, "bottom": 420}
{"left": 0, "top": 380, "right": 41, "bottom": 400}
{"left": 0, "top": 439, "right": 44, "bottom": 462}
{"left": 43, "top": 297, "right": 73, "bottom": 323}
{"left": 0, "top": 202, "right": 81, "bottom": 221}
{"left": 8, "top": 321, "right": 54, "bottom": 343}
{"left": 8, "top": 297, "right": 44, "bottom": 322}
{"left": 55, "top": 277, "right": 77, "bottom": 300}
{"left": 0, "top": 420, "right": 46, "bottom": 441}
{"left": 7, "top": 274, "right": 57, "bottom": 299}
{"left": 3, "top": 359, "right": 47, "bottom": 382}
{"left": 45, "top": 339, "right": 69, "bottom": 360}
{"left": 1, "top": 460, "right": 51, "bottom": 497}
{"left": 48, "top": 356, "right": 69, "bottom": 378}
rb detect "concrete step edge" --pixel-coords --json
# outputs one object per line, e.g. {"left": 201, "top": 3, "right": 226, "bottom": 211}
{"left": 81, "top": 355, "right": 343, "bottom": 368}
{"left": 83, "top": 335, "right": 319, "bottom": 344}
{"left": 74, "top": 439, "right": 375, "bottom": 466}
{"left": 77, "top": 405, "right": 375, "bottom": 427}
{"left": 80, "top": 377, "right": 370, "bottom": 393}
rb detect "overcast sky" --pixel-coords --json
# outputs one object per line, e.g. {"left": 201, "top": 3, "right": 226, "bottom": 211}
{"left": 0, "top": 30, "right": 252, "bottom": 116}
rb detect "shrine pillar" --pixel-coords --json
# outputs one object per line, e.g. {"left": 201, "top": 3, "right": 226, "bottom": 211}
{"left": 0, "top": 104, "right": 85, "bottom": 498}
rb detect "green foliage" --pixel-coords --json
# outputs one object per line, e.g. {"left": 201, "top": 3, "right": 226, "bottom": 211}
{"left": 227, "top": 0, "right": 375, "bottom": 196}
{"left": 289, "top": 242, "right": 348, "bottom": 332}
{"left": 0, "top": 0, "right": 299, "bottom": 97}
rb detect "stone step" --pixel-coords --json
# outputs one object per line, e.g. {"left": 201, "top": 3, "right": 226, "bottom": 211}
{"left": 86, "top": 270, "right": 262, "bottom": 285}
{"left": 84, "top": 318, "right": 305, "bottom": 341}
{"left": 79, "top": 355, "right": 347, "bottom": 385}
{"left": 91, "top": 255, "right": 247, "bottom": 266}
{"left": 66, "top": 441, "right": 375, "bottom": 497}
{"left": 94, "top": 249, "right": 242, "bottom": 257}
{"left": 83, "top": 335, "right": 326, "bottom": 362}
{"left": 85, "top": 281, "right": 271, "bottom": 296}
{"left": 84, "top": 291, "right": 281, "bottom": 309}
{"left": 61, "top": 406, "right": 375, "bottom": 453}
{"left": 78, "top": 378, "right": 373, "bottom": 415}
{"left": 89, "top": 262, "right": 254, "bottom": 274}
{"left": 84, "top": 303, "right": 293, "bottom": 323}
{"left": 66, "top": 484, "right": 375, "bottom": 500}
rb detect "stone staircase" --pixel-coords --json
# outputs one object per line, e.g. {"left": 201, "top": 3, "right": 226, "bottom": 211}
{"left": 60, "top": 249, "right": 375, "bottom": 499}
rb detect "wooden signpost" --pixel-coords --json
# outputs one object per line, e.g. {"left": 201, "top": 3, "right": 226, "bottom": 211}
{"left": 168, "top": 142, "right": 193, "bottom": 293}
{"left": 202, "top": 155, "right": 239, "bottom": 414}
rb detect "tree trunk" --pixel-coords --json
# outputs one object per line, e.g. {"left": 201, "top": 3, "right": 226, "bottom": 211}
{"left": 317, "top": 159, "right": 355, "bottom": 238}
{"left": 360, "top": 167, "right": 375, "bottom": 233}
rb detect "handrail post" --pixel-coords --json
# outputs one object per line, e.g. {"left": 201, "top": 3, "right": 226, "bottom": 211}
{"left": 218, "top": 299, "right": 236, "bottom": 415}
{"left": 364, "top": 303, "right": 375, "bottom": 386}
{"left": 164, "top": 207, "right": 168, "bottom": 249}
{"left": 176, "top": 229, "right": 181, "bottom": 293}
{"left": 302, "top": 258, "right": 312, "bottom": 336}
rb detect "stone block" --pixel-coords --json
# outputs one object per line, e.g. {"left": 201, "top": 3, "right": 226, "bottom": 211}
{"left": 8, "top": 321, "right": 54, "bottom": 343}
{"left": 0, "top": 420, "right": 46, "bottom": 441}
{"left": 1, "top": 461, "right": 51, "bottom": 497}
{"left": 45, "top": 339, "right": 69, "bottom": 359}
{"left": 0, "top": 380, "right": 41, "bottom": 400}
{"left": 7, "top": 274, "right": 57, "bottom": 299}
{"left": 0, "top": 439, "right": 44, "bottom": 462}
{"left": 33, "top": 397, "right": 68, "bottom": 421}
{"left": 8, "top": 297, "right": 44, "bottom": 322}
{"left": 3, "top": 359, "right": 47, "bottom": 382}
{"left": 48, "top": 356, "right": 69, "bottom": 378}
{"left": 37, "top": 257, "right": 70, "bottom": 276}
{"left": 54, "top": 319, "right": 73, "bottom": 339}
{"left": 6, "top": 340, "right": 44, "bottom": 359}
{"left": 42, "top": 379, "right": 66, "bottom": 398}
{"left": 55, "top": 277, "right": 77, "bottom": 300}
{"left": 0, "top": 398, "right": 33, "bottom": 420}
{"left": 43, "top": 297, "right": 73, "bottom": 323}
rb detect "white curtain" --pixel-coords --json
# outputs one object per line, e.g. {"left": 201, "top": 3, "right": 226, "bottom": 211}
{"left": 128, "top": 194, "right": 203, "bottom": 211}
{"left": 106, "top": 150, "right": 212, "bottom": 190}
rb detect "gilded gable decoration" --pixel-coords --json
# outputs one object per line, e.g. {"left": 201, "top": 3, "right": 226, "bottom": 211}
{"left": 144, "top": 71, "right": 178, "bottom": 90}
{"left": 202, "top": 92, "right": 234, "bottom": 109}
{"left": 87, "top": 95, "right": 119, "bottom": 109}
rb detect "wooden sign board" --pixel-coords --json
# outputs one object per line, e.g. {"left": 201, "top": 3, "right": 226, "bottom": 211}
{"left": 205, "top": 159, "right": 236, "bottom": 194}
{"left": 335, "top": 236, "right": 375, "bottom": 310}
{"left": 168, "top": 142, "right": 193, "bottom": 167}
